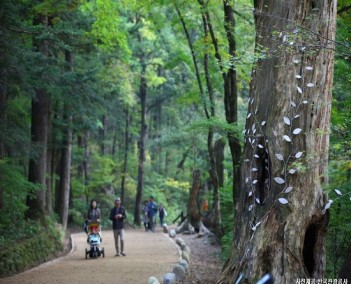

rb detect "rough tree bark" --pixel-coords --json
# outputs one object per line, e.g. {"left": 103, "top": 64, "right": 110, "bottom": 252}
{"left": 26, "top": 14, "right": 50, "bottom": 219}
{"left": 56, "top": 50, "right": 73, "bottom": 230}
{"left": 134, "top": 51, "right": 147, "bottom": 226}
{"left": 121, "top": 108, "right": 130, "bottom": 204}
{"left": 218, "top": 1, "right": 337, "bottom": 283}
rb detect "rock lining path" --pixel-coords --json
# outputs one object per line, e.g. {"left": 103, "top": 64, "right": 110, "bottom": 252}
{"left": 1, "top": 228, "right": 180, "bottom": 284}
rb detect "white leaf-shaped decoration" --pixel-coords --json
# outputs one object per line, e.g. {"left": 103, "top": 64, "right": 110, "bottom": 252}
{"left": 294, "top": 114, "right": 300, "bottom": 118}
{"left": 307, "top": 83, "right": 314, "bottom": 87}
{"left": 334, "top": 189, "right": 342, "bottom": 196}
{"left": 251, "top": 139, "right": 256, "bottom": 144}
{"left": 278, "top": 198, "right": 289, "bottom": 204}
{"left": 247, "top": 113, "right": 252, "bottom": 118}
{"left": 297, "top": 86, "right": 303, "bottom": 94}
{"left": 293, "top": 59, "right": 300, "bottom": 64}
{"left": 295, "top": 75, "right": 302, "bottom": 79}
{"left": 252, "top": 124, "right": 256, "bottom": 131}
{"left": 253, "top": 180, "right": 258, "bottom": 184}
{"left": 274, "top": 177, "right": 285, "bottom": 184}
{"left": 246, "top": 177, "right": 249, "bottom": 183}
{"left": 303, "top": 100, "right": 308, "bottom": 104}
{"left": 324, "top": 199, "right": 333, "bottom": 210}
{"left": 295, "top": 152, "right": 303, "bottom": 158}
{"left": 249, "top": 205, "right": 253, "bottom": 211}
{"left": 288, "top": 169, "right": 296, "bottom": 174}
{"left": 275, "top": 153, "right": 284, "bottom": 161}
{"left": 293, "top": 128, "right": 302, "bottom": 134}
{"left": 253, "top": 129, "right": 257, "bottom": 134}
{"left": 252, "top": 221, "right": 262, "bottom": 231}
{"left": 251, "top": 98, "right": 255, "bottom": 104}
{"left": 306, "top": 66, "right": 313, "bottom": 71}
{"left": 252, "top": 168, "right": 258, "bottom": 172}
{"left": 249, "top": 138, "right": 252, "bottom": 144}
{"left": 261, "top": 121, "right": 266, "bottom": 126}
{"left": 258, "top": 144, "right": 264, "bottom": 149}
{"left": 285, "top": 186, "right": 293, "bottom": 193}
{"left": 244, "top": 159, "right": 250, "bottom": 162}
{"left": 291, "top": 101, "right": 297, "bottom": 107}
{"left": 284, "top": 117, "right": 291, "bottom": 126}
{"left": 248, "top": 191, "right": 253, "bottom": 196}
{"left": 254, "top": 154, "right": 259, "bottom": 158}
{"left": 283, "top": 135, "right": 291, "bottom": 142}
{"left": 256, "top": 198, "right": 260, "bottom": 204}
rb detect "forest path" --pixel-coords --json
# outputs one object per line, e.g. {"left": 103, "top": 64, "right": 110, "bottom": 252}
{"left": 1, "top": 228, "right": 180, "bottom": 284}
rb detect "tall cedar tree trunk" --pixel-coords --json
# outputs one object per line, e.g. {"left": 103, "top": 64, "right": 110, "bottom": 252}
{"left": 45, "top": 110, "right": 53, "bottom": 214}
{"left": 218, "top": 1, "right": 337, "bottom": 283}
{"left": 177, "top": 5, "right": 222, "bottom": 236}
{"left": 134, "top": 53, "right": 147, "bottom": 225}
{"left": 120, "top": 108, "right": 130, "bottom": 203}
{"left": 56, "top": 50, "right": 73, "bottom": 230}
{"left": 188, "top": 170, "right": 202, "bottom": 231}
{"left": 0, "top": 69, "right": 6, "bottom": 209}
{"left": 26, "top": 14, "right": 50, "bottom": 220}
{"left": 198, "top": 0, "right": 241, "bottom": 205}
{"left": 78, "top": 131, "right": 89, "bottom": 202}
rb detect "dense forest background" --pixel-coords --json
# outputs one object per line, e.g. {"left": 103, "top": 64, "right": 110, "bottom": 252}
{"left": 0, "top": 0, "right": 350, "bottom": 279}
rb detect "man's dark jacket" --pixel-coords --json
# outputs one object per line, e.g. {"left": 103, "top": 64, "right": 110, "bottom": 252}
{"left": 109, "top": 206, "right": 126, "bottom": 230}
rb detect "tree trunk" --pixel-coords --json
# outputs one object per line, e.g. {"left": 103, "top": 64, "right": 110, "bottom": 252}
{"left": 26, "top": 14, "right": 50, "bottom": 220}
{"left": 45, "top": 112, "right": 53, "bottom": 215}
{"left": 218, "top": 1, "right": 337, "bottom": 283}
{"left": 0, "top": 69, "right": 6, "bottom": 209}
{"left": 121, "top": 108, "right": 130, "bottom": 204}
{"left": 100, "top": 114, "right": 107, "bottom": 155}
{"left": 188, "top": 170, "right": 202, "bottom": 232}
{"left": 56, "top": 50, "right": 73, "bottom": 230}
{"left": 134, "top": 53, "right": 147, "bottom": 226}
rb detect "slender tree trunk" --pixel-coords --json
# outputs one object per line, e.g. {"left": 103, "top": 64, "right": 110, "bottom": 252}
{"left": 121, "top": 108, "right": 130, "bottom": 204}
{"left": 134, "top": 52, "right": 147, "bottom": 226}
{"left": 100, "top": 115, "right": 106, "bottom": 155}
{"left": 0, "top": 69, "right": 6, "bottom": 209}
{"left": 188, "top": 170, "right": 202, "bottom": 232}
{"left": 26, "top": 14, "right": 50, "bottom": 220}
{"left": 45, "top": 112, "right": 53, "bottom": 215}
{"left": 218, "top": 1, "right": 337, "bottom": 283}
{"left": 56, "top": 50, "right": 73, "bottom": 230}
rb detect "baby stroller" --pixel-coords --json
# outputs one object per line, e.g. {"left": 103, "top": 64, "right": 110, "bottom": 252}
{"left": 85, "top": 221, "right": 105, "bottom": 259}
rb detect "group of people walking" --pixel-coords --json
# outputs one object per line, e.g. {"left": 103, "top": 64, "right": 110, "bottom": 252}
{"left": 85, "top": 195, "right": 166, "bottom": 257}
{"left": 143, "top": 196, "right": 167, "bottom": 232}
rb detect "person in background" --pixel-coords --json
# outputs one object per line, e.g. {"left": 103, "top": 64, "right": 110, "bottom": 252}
{"left": 158, "top": 204, "right": 167, "bottom": 227}
{"left": 87, "top": 199, "right": 101, "bottom": 222}
{"left": 147, "top": 196, "right": 158, "bottom": 232}
{"left": 143, "top": 201, "right": 149, "bottom": 231}
{"left": 109, "top": 198, "right": 127, "bottom": 256}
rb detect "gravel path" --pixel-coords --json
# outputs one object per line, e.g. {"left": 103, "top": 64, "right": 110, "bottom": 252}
{"left": 1, "top": 228, "right": 180, "bottom": 284}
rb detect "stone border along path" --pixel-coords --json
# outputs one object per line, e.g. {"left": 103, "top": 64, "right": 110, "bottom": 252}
{"left": 1, "top": 228, "right": 182, "bottom": 284}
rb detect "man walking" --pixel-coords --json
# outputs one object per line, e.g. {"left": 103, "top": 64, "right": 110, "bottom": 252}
{"left": 147, "top": 196, "right": 158, "bottom": 232}
{"left": 110, "top": 198, "right": 127, "bottom": 256}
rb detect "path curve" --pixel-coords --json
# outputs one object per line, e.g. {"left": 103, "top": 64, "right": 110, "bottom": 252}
{"left": 1, "top": 228, "right": 180, "bottom": 284}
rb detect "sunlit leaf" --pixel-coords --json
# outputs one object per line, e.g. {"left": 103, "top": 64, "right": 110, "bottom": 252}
{"left": 274, "top": 177, "right": 285, "bottom": 184}
{"left": 334, "top": 189, "right": 342, "bottom": 196}
{"left": 278, "top": 198, "right": 289, "bottom": 204}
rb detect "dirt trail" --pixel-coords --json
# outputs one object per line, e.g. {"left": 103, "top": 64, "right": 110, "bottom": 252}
{"left": 1, "top": 228, "right": 180, "bottom": 284}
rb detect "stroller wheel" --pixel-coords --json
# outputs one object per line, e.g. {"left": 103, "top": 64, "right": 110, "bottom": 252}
{"left": 85, "top": 248, "right": 88, "bottom": 259}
